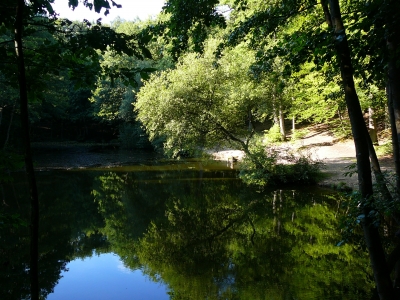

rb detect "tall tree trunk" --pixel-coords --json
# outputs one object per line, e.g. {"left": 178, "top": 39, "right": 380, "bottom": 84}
{"left": 14, "top": 1, "right": 40, "bottom": 300}
{"left": 386, "top": 0, "right": 400, "bottom": 193}
{"left": 368, "top": 107, "right": 378, "bottom": 145}
{"left": 272, "top": 100, "right": 279, "bottom": 125}
{"left": 323, "top": 0, "right": 394, "bottom": 298}
{"left": 292, "top": 115, "right": 295, "bottom": 133}
{"left": 388, "top": 53, "right": 400, "bottom": 148}
{"left": 364, "top": 125, "right": 399, "bottom": 223}
{"left": 279, "top": 107, "right": 286, "bottom": 140}
{"left": 387, "top": 84, "right": 400, "bottom": 192}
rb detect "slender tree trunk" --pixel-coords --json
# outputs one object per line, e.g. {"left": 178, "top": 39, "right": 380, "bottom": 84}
{"left": 323, "top": 0, "right": 394, "bottom": 298}
{"left": 292, "top": 115, "right": 295, "bottom": 133}
{"left": 279, "top": 107, "right": 286, "bottom": 140}
{"left": 386, "top": 0, "right": 400, "bottom": 193}
{"left": 364, "top": 125, "right": 400, "bottom": 223}
{"left": 14, "top": 1, "right": 40, "bottom": 300}
{"left": 388, "top": 59, "right": 400, "bottom": 140}
{"left": 387, "top": 4, "right": 400, "bottom": 171}
{"left": 272, "top": 100, "right": 279, "bottom": 125}
{"left": 387, "top": 84, "right": 400, "bottom": 192}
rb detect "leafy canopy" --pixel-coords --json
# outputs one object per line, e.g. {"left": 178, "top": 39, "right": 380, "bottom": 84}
{"left": 135, "top": 39, "right": 266, "bottom": 157}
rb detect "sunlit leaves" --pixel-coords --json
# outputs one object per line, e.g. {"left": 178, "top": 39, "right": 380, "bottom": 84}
{"left": 160, "top": 0, "right": 226, "bottom": 58}
{"left": 136, "top": 40, "right": 265, "bottom": 156}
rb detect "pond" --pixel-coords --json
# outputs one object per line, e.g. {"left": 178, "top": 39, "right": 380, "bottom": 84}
{"left": 0, "top": 158, "right": 374, "bottom": 299}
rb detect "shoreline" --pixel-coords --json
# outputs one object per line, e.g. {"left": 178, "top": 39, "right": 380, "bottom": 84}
{"left": 30, "top": 133, "right": 395, "bottom": 191}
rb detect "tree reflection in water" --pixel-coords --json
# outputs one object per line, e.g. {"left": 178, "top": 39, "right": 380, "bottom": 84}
{"left": 1, "top": 162, "right": 373, "bottom": 299}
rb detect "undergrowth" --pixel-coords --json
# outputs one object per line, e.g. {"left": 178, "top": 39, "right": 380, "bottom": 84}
{"left": 239, "top": 140, "right": 324, "bottom": 187}
{"left": 375, "top": 141, "right": 393, "bottom": 157}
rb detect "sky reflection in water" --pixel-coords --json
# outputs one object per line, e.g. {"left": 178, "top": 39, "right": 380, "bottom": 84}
{"left": 47, "top": 253, "right": 169, "bottom": 300}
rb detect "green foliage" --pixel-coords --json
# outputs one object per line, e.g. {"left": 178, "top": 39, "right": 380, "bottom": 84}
{"left": 330, "top": 181, "right": 353, "bottom": 192}
{"left": 375, "top": 141, "right": 393, "bottom": 157}
{"left": 136, "top": 40, "right": 264, "bottom": 156}
{"left": 291, "top": 128, "right": 309, "bottom": 141}
{"left": 160, "top": 0, "right": 226, "bottom": 58}
{"left": 67, "top": 88, "right": 94, "bottom": 122}
{"left": 239, "top": 137, "right": 323, "bottom": 187}
{"left": 91, "top": 79, "right": 127, "bottom": 121}
{"left": 338, "top": 171, "right": 400, "bottom": 248}
{"left": 289, "top": 63, "right": 341, "bottom": 124}
{"left": 240, "top": 154, "right": 323, "bottom": 187}
{"left": 264, "top": 124, "right": 284, "bottom": 143}
{"left": 1, "top": 0, "right": 397, "bottom": 295}
{"left": 239, "top": 150, "right": 277, "bottom": 187}
{"left": 87, "top": 20, "right": 173, "bottom": 146}
{"left": 338, "top": 192, "right": 375, "bottom": 248}
{"left": 329, "top": 116, "right": 353, "bottom": 140}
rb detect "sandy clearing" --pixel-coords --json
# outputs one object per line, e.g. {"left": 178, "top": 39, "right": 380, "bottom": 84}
{"left": 210, "top": 125, "right": 394, "bottom": 190}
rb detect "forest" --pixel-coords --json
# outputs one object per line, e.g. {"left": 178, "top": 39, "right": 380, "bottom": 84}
{"left": 1, "top": 0, "right": 400, "bottom": 299}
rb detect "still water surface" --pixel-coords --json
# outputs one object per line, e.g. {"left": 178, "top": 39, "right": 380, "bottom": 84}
{"left": 1, "top": 159, "right": 374, "bottom": 299}
{"left": 47, "top": 253, "right": 169, "bottom": 300}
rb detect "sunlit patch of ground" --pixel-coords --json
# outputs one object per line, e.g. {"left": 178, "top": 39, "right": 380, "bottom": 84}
{"left": 209, "top": 125, "right": 395, "bottom": 190}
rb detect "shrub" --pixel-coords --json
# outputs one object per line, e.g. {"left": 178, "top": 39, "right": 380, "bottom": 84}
{"left": 264, "top": 124, "right": 284, "bottom": 144}
{"left": 375, "top": 141, "right": 392, "bottom": 157}
{"left": 291, "top": 128, "right": 309, "bottom": 141}
{"left": 239, "top": 145, "right": 323, "bottom": 187}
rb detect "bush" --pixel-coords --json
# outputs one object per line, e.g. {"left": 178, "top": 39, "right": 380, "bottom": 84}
{"left": 264, "top": 124, "right": 284, "bottom": 143}
{"left": 329, "top": 118, "right": 353, "bottom": 140}
{"left": 291, "top": 128, "right": 309, "bottom": 141}
{"left": 272, "top": 155, "right": 323, "bottom": 185}
{"left": 239, "top": 143, "right": 323, "bottom": 187}
{"left": 375, "top": 141, "right": 392, "bottom": 157}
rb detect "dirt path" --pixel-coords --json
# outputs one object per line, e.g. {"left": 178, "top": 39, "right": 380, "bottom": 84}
{"left": 289, "top": 125, "right": 360, "bottom": 189}
{"left": 212, "top": 124, "right": 395, "bottom": 190}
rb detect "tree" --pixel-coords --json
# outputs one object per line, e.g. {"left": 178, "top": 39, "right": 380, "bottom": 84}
{"left": 136, "top": 39, "right": 267, "bottom": 159}
{"left": 155, "top": 0, "right": 400, "bottom": 297}
{"left": 321, "top": 1, "right": 393, "bottom": 297}
{"left": 157, "top": 0, "right": 226, "bottom": 59}
{"left": 1, "top": 1, "right": 152, "bottom": 298}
